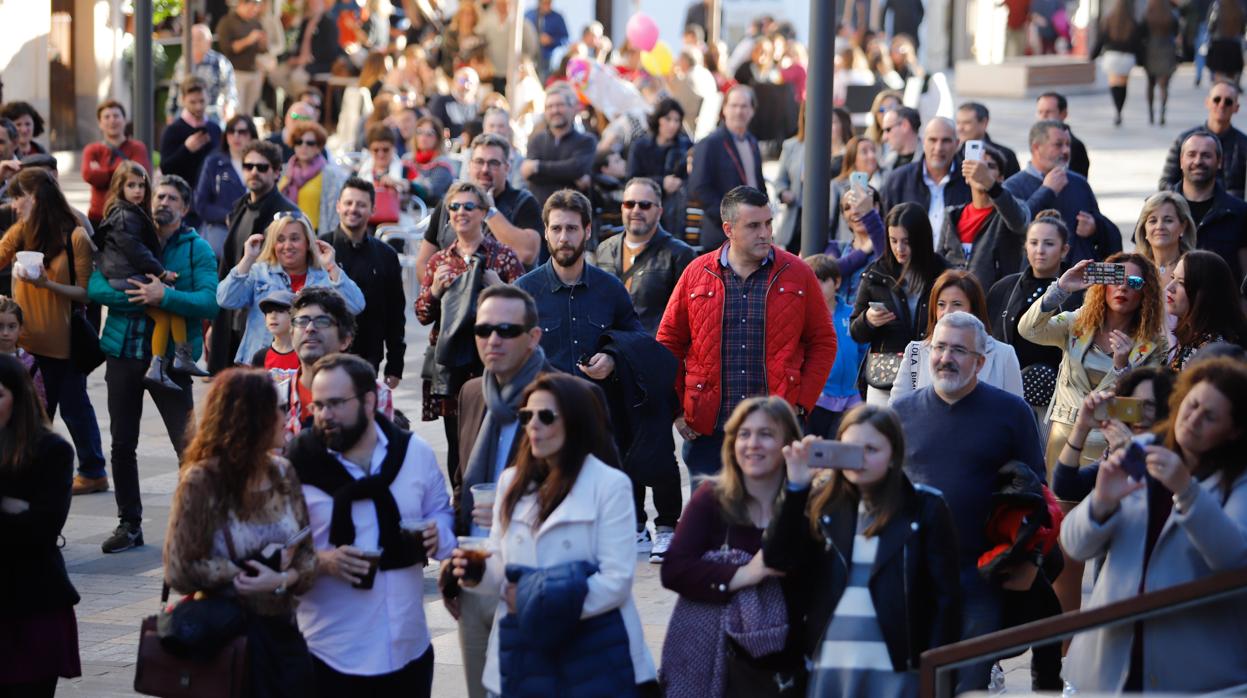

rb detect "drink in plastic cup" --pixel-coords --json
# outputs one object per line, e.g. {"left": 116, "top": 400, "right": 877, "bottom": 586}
{"left": 469, "top": 483, "right": 497, "bottom": 530}
{"left": 353, "top": 548, "right": 383, "bottom": 590}
{"left": 458, "top": 536, "right": 489, "bottom": 583}
{"left": 15, "top": 251, "right": 43, "bottom": 279}
{"left": 400, "top": 518, "right": 431, "bottom": 564}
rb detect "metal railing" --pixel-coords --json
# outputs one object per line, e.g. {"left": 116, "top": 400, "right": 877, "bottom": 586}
{"left": 378, "top": 197, "right": 432, "bottom": 303}
{"left": 919, "top": 566, "right": 1247, "bottom": 697}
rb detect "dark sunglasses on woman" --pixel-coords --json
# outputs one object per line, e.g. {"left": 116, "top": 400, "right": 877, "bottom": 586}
{"left": 518, "top": 408, "right": 559, "bottom": 426}
{"left": 448, "top": 202, "right": 482, "bottom": 212}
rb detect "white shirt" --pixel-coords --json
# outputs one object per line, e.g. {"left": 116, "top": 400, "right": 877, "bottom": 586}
{"left": 922, "top": 165, "right": 952, "bottom": 248}
{"left": 297, "top": 424, "right": 457, "bottom": 675}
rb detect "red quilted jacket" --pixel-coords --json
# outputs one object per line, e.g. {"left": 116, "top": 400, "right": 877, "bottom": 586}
{"left": 656, "top": 246, "right": 838, "bottom": 435}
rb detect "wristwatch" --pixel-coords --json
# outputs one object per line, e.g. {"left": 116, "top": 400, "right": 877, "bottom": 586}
{"left": 485, "top": 206, "right": 498, "bottom": 221}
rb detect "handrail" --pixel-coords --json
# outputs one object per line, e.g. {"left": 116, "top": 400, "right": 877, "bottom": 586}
{"left": 919, "top": 566, "right": 1247, "bottom": 697}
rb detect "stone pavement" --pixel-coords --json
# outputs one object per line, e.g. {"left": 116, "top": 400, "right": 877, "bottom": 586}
{"left": 48, "top": 65, "right": 1198, "bottom": 696}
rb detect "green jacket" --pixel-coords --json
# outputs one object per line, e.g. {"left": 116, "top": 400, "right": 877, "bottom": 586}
{"left": 88, "top": 225, "right": 219, "bottom": 361}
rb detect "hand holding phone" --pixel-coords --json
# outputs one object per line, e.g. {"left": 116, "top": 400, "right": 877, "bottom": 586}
{"left": 1093, "top": 397, "right": 1144, "bottom": 424}
{"left": 849, "top": 171, "right": 870, "bottom": 190}
{"left": 807, "top": 440, "right": 866, "bottom": 470}
{"left": 1084, "top": 262, "right": 1127, "bottom": 286}
{"left": 964, "top": 140, "right": 985, "bottom": 161}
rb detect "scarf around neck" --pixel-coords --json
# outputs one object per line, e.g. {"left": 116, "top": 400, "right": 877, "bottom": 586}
{"left": 412, "top": 149, "right": 437, "bottom": 165}
{"left": 281, "top": 154, "right": 326, "bottom": 201}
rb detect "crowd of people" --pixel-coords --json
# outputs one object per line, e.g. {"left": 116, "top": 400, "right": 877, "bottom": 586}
{"left": 3, "top": 1, "right": 1247, "bottom": 697}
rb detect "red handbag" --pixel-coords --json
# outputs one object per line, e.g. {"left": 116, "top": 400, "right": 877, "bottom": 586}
{"left": 369, "top": 186, "right": 402, "bottom": 225}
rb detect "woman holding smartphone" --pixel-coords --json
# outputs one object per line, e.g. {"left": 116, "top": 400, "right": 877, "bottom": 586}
{"left": 1061, "top": 358, "right": 1247, "bottom": 694}
{"left": 763, "top": 405, "right": 960, "bottom": 697}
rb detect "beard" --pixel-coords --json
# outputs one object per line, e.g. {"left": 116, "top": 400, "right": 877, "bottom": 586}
{"left": 153, "top": 207, "right": 178, "bottom": 226}
{"left": 315, "top": 403, "right": 370, "bottom": 452}
{"left": 550, "top": 238, "right": 586, "bottom": 267}
{"left": 932, "top": 362, "right": 974, "bottom": 395}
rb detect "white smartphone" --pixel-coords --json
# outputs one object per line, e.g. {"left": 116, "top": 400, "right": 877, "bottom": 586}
{"left": 964, "top": 139, "right": 985, "bottom": 162}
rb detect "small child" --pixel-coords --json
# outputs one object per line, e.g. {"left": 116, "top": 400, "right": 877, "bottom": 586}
{"left": 803, "top": 254, "right": 868, "bottom": 438}
{"left": 250, "top": 290, "right": 299, "bottom": 371}
{"left": 0, "top": 296, "right": 46, "bottom": 409}
{"left": 96, "top": 161, "right": 208, "bottom": 389}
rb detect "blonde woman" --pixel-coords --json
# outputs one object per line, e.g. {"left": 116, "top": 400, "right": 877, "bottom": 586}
{"left": 864, "top": 89, "right": 902, "bottom": 145}
{"left": 216, "top": 212, "right": 364, "bottom": 365}
{"left": 1132, "top": 190, "right": 1196, "bottom": 289}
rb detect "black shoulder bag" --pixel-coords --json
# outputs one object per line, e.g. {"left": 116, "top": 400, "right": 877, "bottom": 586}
{"left": 62, "top": 231, "right": 106, "bottom": 374}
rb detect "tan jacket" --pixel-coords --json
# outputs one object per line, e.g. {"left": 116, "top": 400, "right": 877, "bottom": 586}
{"left": 1019, "top": 292, "right": 1166, "bottom": 425}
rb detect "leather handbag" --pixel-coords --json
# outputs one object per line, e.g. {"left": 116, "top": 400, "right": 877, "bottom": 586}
{"left": 864, "top": 352, "right": 903, "bottom": 391}
{"left": 62, "top": 232, "right": 106, "bottom": 374}
{"left": 368, "top": 185, "right": 402, "bottom": 225}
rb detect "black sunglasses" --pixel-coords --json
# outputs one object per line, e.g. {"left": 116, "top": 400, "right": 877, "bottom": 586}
{"left": 518, "top": 408, "right": 559, "bottom": 426}
{"left": 473, "top": 322, "right": 528, "bottom": 338}
{"left": 296, "top": 139, "right": 320, "bottom": 147}
{"left": 242, "top": 161, "right": 272, "bottom": 172}
{"left": 1213, "top": 95, "right": 1237, "bottom": 105}
{"left": 621, "top": 200, "right": 656, "bottom": 210}
{"left": 448, "top": 201, "right": 482, "bottom": 212}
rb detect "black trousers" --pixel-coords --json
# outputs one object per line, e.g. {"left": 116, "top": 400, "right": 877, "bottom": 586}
{"left": 0, "top": 677, "right": 57, "bottom": 698}
{"left": 104, "top": 356, "right": 193, "bottom": 524}
{"left": 311, "top": 646, "right": 433, "bottom": 698}
{"left": 632, "top": 455, "right": 684, "bottom": 530}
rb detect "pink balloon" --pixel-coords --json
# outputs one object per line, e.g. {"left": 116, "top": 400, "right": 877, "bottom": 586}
{"left": 626, "top": 13, "right": 659, "bottom": 52}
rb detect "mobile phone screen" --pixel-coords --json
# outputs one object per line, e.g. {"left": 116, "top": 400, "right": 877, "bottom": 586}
{"left": 1084, "top": 263, "right": 1127, "bottom": 286}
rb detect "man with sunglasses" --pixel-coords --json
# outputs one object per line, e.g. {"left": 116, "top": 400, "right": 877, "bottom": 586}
{"left": 1168, "top": 130, "right": 1247, "bottom": 284}
{"left": 880, "top": 106, "right": 920, "bottom": 173}
{"left": 212, "top": 140, "right": 299, "bottom": 372}
{"left": 1159, "top": 80, "right": 1247, "bottom": 198}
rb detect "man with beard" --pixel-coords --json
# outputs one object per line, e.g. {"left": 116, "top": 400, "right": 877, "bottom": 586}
{"left": 891, "top": 311, "right": 1045, "bottom": 693}
{"left": 288, "top": 352, "right": 454, "bottom": 695}
{"left": 514, "top": 189, "right": 642, "bottom": 376}
{"left": 87, "top": 175, "right": 219, "bottom": 553}
{"left": 272, "top": 286, "right": 392, "bottom": 438}
{"left": 521, "top": 87, "right": 597, "bottom": 209}
{"left": 1159, "top": 80, "right": 1247, "bottom": 198}
{"left": 1165, "top": 129, "right": 1247, "bottom": 284}
{"left": 319, "top": 178, "right": 406, "bottom": 386}
{"left": 210, "top": 140, "right": 298, "bottom": 372}
{"left": 881, "top": 116, "right": 971, "bottom": 245}
{"left": 1004, "top": 120, "right": 1121, "bottom": 266}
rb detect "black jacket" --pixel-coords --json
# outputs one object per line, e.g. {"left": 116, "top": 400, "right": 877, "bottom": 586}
{"left": 849, "top": 256, "right": 949, "bottom": 353}
{"left": 596, "top": 328, "right": 678, "bottom": 485}
{"left": 595, "top": 227, "right": 698, "bottom": 335}
{"left": 1160, "top": 123, "right": 1247, "bottom": 198}
{"left": 987, "top": 267, "right": 1083, "bottom": 370}
{"left": 0, "top": 432, "right": 79, "bottom": 617}
{"left": 937, "top": 184, "right": 1030, "bottom": 290}
{"left": 959, "top": 135, "right": 1021, "bottom": 180}
{"left": 97, "top": 199, "right": 164, "bottom": 283}
{"left": 688, "top": 126, "right": 766, "bottom": 250}
{"left": 523, "top": 127, "right": 598, "bottom": 208}
{"left": 321, "top": 228, "right": 406, "bottom": 378}
{"left": 1166, "top": 180, "right": 1247, "bottom": 284}
{"left": 158, "top": 117, "right": 222, "bottom": 192}
{"left": 762, "top": 478, "right": 961, "bottom": 670}
{"left": 1068, "top": 131, "right": 1090, "bottom": 178}
{"left": 881, "top": 157, "right": 973, "bottom": 219}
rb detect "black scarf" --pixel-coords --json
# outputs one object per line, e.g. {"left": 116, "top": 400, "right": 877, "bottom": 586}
{"left": 288, "top": 413, "right": 419, "bottom": 571}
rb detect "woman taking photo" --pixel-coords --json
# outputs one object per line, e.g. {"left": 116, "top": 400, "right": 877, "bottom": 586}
{"left": 416, "top": 182, "right": 524, "bottom": 492}
{"left": 850, "top": 202, "right": 949, "bottom": 405}
{"left": 1132, "top": 191, "right": 1195, "bottom": 289}
{"left": 829, "top": 137, "right": 882, "bottom": 245}
{"left": 1061, "top": 357, "right": 1247, "bottom": 694}
{"left": 217, "top": 213, "right": 365, "bottom": 366}
{"left": 659, "top": 397, "right": 806, "bottom": 697}
{"left": 280, "top": 121, "right": 348, "bottom": 236}
{"left": 195, "top": 115, "right": 256, "bottom": 259}
{"left": 404, "top": 115, "right": 456, "bottom": 207}
{"left": 164, "top": 367, "right": 316, "bottom": 696}
{"left": 451, "top": 373, "right": 657, "bottom": 696}
{"left": 764, "top": 404, "right": 960, "bottom": 697}
{"left": 0, "top": 354, "right": 81, "bottom": 696}
{"left": 1164, "top": 250, "right": 1247, "bottom": 371}
{"left": 889, "top": 270, "right": 1023, "bottom": 403}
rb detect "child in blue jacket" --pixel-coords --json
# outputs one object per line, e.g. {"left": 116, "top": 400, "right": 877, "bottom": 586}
{"left": 803, "top": 254, "right": 869, "bottom": 438}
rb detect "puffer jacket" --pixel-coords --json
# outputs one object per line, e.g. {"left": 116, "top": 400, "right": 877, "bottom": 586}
{"left": 848, "top": 256, "right": 950, "bottom": 354}
{"left": 656, "top": 245, "right": 838, "bottom": 436}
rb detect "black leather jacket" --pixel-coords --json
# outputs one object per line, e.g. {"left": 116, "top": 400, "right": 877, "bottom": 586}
{"left": 763, "top": 478, "right": 962, "bottom": 670}
{"left": 595, "top": 227, "right": 697, "bottom": 335}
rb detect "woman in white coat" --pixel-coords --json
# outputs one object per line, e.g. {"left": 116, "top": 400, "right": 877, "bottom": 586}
{"left": 451, "top": 372, "right": 657, "bottom": 696}
{"left": 1061, "top": 357, "right": 1247, "bottom": 693}
{"left": 890, "top": 270, "right": 1022, "bottom": 404}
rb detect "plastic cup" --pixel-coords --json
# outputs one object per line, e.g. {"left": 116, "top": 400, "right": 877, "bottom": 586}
{"left": 400, "top": 518, "right": 431, "bottom": 564}
{"left": 15, "top": 251, "right": 43, "bottom": 279}
{"left": 470, "top": 483, "right": 497, "bottom": 506}
{"left": 457, "top": 536, "right": 489, "bottom": 583}
{"left": 353, "top": 548, "right": 383, "bottom": 590}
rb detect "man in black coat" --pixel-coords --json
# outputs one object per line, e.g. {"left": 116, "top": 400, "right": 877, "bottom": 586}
{"left": 1166, "top": 129, "right": 1247, "bottom": 284}
{"left": 158, "top": 76, "right": 221, "bottom": 194}
{"left": 1158, "top": 80, "right": 1247, "bottom": 198}
{"left": 320, "top": 177, "right": 406, "bottom": 386}
{"left": 955, "top": 102, "right": 1021, "bottom": 179}
{"left": 1036, "top": 92, "right": 1090, "bottom": 178}
{"left": 881, "top": 116, "right": 972, "bottom": 245}
{"left": 688, "top": 85, "right": 766, "bottom": 251}
{"left": 209, "top": 140, "right": 298, "bottom": 373}
{"left": 520, "top": 86, "right": 597, "bottom": 209}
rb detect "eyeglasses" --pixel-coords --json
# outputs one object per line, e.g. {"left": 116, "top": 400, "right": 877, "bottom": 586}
{"left": 296, "top": 139, "right": 320, "bottom": 147}
{"left": 621, "top": 200, "right": 656, "bottom": 210}
{"left": 1125, "top": 275, "right": 1144, "bottom": 290}
{"left": 291, "top": 315, "right": 338, "bottom": 329}
{"left": 242, "top": 161, "right": 272, "bottom": 172}
{"left": 518, "top": 408, "right": 559, "bottom": 426}
{"left": 473, "top": 322, "right": 528, "bottom": 338}
{"left": 1212, "top": 96, "right": 1237, "bottom": 105}
{"left": 448, "top": 201, "right": 482, "bottom": 212}
{"left": 415, "top": 129, "right": 439, "bottom": 137}
{"left": 931, "top": 342, "right": 980, "bottom": 359}
{"left": 470, "top": 158, "right": 504, "bottom": 169}
{"left": 309, "top": 395, "right": 359, "bottom": 413}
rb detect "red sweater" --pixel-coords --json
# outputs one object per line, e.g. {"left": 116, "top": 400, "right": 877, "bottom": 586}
{"left": 81, "top": 139, "right": 152, "bottom": 223}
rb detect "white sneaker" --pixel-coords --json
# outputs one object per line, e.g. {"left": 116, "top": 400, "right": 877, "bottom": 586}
{"left": 649, "top": 527, "right": 675, "bottom": 563}
{"left": 635, "top": 528, "right": 652, "bottom": 554}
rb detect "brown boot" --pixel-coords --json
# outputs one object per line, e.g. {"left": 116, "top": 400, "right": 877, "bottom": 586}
{"left": 72, "top": 475, "right": 109, "bottom": 495}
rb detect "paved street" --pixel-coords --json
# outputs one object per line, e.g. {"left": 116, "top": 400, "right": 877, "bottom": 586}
{"left": 47, "top": 65, "right": 1202, "bottom": 696}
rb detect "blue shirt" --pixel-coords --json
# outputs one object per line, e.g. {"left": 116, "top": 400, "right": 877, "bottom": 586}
{"left": 514, "top": 261, "right": 643, "bottom": 374}
{"left": 1002, "top": 165, "right": 1120, "bottom": 265}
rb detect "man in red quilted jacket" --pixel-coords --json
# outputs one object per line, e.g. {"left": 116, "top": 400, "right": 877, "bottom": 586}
{"left": 657, "top": 186, "right": 837, "bottom": 478}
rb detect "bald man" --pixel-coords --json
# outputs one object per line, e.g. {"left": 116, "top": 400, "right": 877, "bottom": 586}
{"left": 881, "top": 116, "right": 973, "bottom": 236}
{"left": 165, "top": 23, "right": 239, "bottom": 125}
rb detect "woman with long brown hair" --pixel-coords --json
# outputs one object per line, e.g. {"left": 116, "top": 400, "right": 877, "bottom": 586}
{"left": 1163, "top": 250, "right": 1247, "bottom": 371}
{"left": 164, "top": 367, "right": 317, "bottom": 697}
{"left": 764, "top": 404, "right": 960, "bottom": 696}
{"left": 451, "top": 372, "right": 656, "bottom": 695}
{"left": 1092, "top": 0, "right": 1145, "bottom": 126}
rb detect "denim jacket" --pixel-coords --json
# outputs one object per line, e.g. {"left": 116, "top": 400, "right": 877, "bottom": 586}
{"left": 216, "top": 262, "right": 366, "bottom": 364}
{"left": 514, "top": 261, "right": 643, "bottom": 374}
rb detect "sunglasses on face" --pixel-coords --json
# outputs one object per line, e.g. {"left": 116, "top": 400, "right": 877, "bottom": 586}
{"left": 1213, "top": 96, "right": 1237, "bottom": 105}
{"left": 1125, "top": 275, "right": 1145, "bottom": 290}
{"left": 473, "top": 322, "right": 528, "bottom": 338}
{"left": 296, "top": 139, "right": 320, "bottom": 147}
{"left": 448, "top": 201, "right": 482, "bottom": 212}
{"left": 243, "top": 161, "right": 272, "bottom": 172}
{"left": 621, "top": 200, "right": 656, "bottom": 210}
{"left": 291, "top": 315, "right": 337, "bottom": 329}
{"left": 518, "top": 408, "right": 559, "bottom": 426}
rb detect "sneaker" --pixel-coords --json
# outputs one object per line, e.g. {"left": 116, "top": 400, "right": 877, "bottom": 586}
{"left": 989, "top": 661, "right": 1006, "bottom": 694}
{"left": 101, "top": 522, "right": 143, "bottom": 554}
{"left": 635, "top": 528, "right": 652, "bottom": 554}
{"left": 71, "top": 475, "right": 109, "bottom": 495}
{"left": 649, "top": 526, "right": 675, "bottom": 563}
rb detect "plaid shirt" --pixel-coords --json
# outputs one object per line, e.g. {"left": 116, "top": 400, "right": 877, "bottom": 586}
{"left": 716, "top": 245, "right": 772, "bottom": 429}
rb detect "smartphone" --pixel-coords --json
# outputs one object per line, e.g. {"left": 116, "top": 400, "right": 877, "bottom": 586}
{"left": 808, "top": 440, "right": 866, "bottom": 470}
{"left": 868, "top": 301, "right": 889, "bottom": 312}
{"left": 1084, "top": 262, "right": 1127, "bottom": 286}
{"left": 1094, "top": 397, "right": 1145, "bottom": 424}
{"left": 849, "top": 171, "right": 870, "bottom": 189}
{"left": 964, "top": 139, "right": 985, "bottom": 162}
{"left": 1120, "top": 435, "right": 1154, "bottom": 480}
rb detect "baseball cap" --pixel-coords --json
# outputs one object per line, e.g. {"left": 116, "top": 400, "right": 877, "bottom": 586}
{"left": 259, "top": 289, "right": 295, "bottom": 314}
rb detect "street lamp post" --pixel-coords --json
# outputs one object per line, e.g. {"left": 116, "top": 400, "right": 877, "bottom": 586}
{"left": 134, "top": 0, "right": 154, "bottom": 155}
{"left": 800, "top": 0, "right": 833, "bottom": 256}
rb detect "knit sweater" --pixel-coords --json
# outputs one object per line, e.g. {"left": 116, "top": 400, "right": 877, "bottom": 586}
{"left": 0, "top": 226, "right": 93, "bottom": 359}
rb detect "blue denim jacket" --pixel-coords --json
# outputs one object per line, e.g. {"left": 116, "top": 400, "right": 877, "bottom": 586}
{"left": 514, "top": 261, "right": 643, "bottom": 374}
{"left": 216, "top": 262, "right": 366, "bottom": 364}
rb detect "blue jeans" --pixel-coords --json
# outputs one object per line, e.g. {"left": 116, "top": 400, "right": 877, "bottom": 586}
{"left": 35, "top": 355, "right": 107, "bottom": 479}
{"left": 956, "top": 569, "right": 1005, "bottom": 694}
{"left": 680, "top": 429, "right": 725, "bottom": 489}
